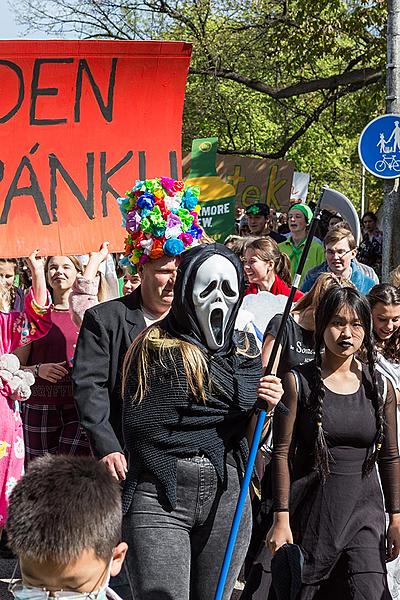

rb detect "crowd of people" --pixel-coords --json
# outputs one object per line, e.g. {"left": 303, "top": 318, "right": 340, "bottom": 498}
{"left": 0, "top": 178, "right": 399, "bottom": 600}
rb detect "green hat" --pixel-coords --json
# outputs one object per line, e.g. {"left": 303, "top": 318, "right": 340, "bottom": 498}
{"left": 245, "top": 203, "right": 269, "bottom": 218}
{"left": 289, "top": 203, "right": 313, "bottom": 224}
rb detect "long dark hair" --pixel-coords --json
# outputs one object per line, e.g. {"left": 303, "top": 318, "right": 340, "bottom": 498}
{"left": 367, "top": 283, "right": 400, "bottom": 363}
{"left": 311, "top": 286, "right": 383, "bottom": 481}
{"left": 362, "top": 211, "right": 378, "bottom": 224}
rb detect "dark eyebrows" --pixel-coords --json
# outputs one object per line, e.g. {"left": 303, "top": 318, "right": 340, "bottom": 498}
{"left": 331, "top": 314, "right": 345, "bottom": 321}
{"left": 331, "top": 313, "right": 356, "bottom": 323}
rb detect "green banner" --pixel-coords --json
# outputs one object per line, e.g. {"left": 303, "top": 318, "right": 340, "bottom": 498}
{"left": 185, "top": 137, "right": 236, "bottom": 241}
{"left": 198, "top": 197, "right": 235, "bottom": 241}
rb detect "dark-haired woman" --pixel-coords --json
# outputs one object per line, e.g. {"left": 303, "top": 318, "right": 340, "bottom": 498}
{"left": 368, "top": 283, "right": 400, "bottom": 596}
{"left": 358, "top": 211, "right": 383, "bottom": 277}
{"left": 368, "top": 284, "right": 400, "bottom": 399}
{"left": 243, "top": 237, "right": 304, "bottom": 301}
{"left": 267, "top": 286, "right": 400, "bottom": 599}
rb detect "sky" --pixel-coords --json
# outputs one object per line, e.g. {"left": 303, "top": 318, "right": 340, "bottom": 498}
{"left": 0, "top": 0, "right": 50, "bottom": 39}
{"left": 0, "top": 0, "right": 19, "bottom": 39}
{"left": 0, "top": 0, "right": 23, "bottom": 38}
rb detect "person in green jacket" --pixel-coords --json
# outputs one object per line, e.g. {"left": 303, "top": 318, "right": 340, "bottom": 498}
{"left": 278, "top": 204, "right": 324, "bottom": 285}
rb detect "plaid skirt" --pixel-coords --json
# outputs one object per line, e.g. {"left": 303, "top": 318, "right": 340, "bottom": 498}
{"left": 21, "top": 402, "right": 91, "bottom": 462}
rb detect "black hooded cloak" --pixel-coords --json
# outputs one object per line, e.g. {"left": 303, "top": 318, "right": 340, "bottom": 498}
{"left": 122, "top": 244, "right": 262, "bottom": 513}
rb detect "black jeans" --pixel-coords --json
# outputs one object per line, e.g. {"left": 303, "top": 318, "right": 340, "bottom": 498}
{"left": 122, "top": 456, "right": 252, "bottom": 600}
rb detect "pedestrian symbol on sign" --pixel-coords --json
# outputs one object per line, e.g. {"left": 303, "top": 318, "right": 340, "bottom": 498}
{"left": 374, "top": 121, "right": 400, "bottom": 172}
{"left": 359, "top": 114, "right": 400, "bottom": 179}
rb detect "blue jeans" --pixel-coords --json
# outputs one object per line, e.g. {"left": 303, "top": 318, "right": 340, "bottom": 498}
{"left": 122, "top": 456, "right": 252, "bottom": 600}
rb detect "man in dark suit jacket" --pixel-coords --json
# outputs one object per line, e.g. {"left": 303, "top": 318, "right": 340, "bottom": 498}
{"left": 72, "top": 255, "right": 179, "bottom": 480}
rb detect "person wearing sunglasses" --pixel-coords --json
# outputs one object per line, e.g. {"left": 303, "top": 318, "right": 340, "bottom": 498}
{"left": 6, "top": 455, "right": 128, "bottom": 600}
{"left": 301, "top": 226, "right": 376, "bottom": 294}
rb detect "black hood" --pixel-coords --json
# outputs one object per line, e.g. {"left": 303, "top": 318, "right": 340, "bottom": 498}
{"left": 159, "top": 243, "right": 245, "bottom": 355}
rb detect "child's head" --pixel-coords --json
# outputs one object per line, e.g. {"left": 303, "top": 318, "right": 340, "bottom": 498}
{"left": 45, "top": 256, "right": 83, "bottom": 293}
{"left": 7, "top": 455, "right": 127, "bottom": 598}
{"left": 0, "top": 258, "right": 18, "bottom": 289}
{"left": 122, "top": 269, "right": 141, "bottom": 296}
{"left": 0, "top": 258, "right": 18, "bottom": 312}
{"left": 389, "top": 265, "right": 400, "bottom": 288}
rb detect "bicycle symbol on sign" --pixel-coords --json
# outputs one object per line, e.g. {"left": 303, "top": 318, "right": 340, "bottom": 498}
{"left": 374, "top": 154, "right": 400, "bottom": 173}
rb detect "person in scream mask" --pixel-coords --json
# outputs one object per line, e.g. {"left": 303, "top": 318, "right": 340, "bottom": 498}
{"left": 121, "top": 243, "right": 284, "bottom": 600}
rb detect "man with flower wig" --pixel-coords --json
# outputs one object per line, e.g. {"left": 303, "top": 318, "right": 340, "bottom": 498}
{"left": 73, "top": 177, "right": 203, "bottom": 484}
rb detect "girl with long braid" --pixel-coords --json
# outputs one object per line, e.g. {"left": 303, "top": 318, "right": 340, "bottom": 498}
{"left": 267, "top": 286, "right": 400, "bottom": 599}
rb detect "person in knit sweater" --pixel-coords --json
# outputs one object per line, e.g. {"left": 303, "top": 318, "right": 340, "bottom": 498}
{"left": 121, "top": 243, "right": 284, "bottom": 600}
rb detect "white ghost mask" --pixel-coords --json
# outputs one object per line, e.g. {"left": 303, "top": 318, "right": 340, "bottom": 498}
{"left": 192, "top": 255, "right": 240, "bottom": 351}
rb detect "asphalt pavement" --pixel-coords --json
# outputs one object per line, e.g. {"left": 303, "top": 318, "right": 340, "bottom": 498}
{"left": 0, "top": 557, "right": 16, "bottom": 600}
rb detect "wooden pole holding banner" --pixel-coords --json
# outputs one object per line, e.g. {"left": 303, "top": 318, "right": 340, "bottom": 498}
{"left": 384, "top": 0, "right": 400, "bottom": 279}
{"left": 213, "top": 188, "right": 326, "bottom": 600}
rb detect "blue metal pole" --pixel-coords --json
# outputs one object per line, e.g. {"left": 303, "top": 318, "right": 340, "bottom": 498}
{"left": 214, "top": 409, "right": 268, "bottom": 600}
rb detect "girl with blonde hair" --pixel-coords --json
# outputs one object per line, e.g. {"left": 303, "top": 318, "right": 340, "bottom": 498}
{"left": 120, "top": 243, "right": 284, "bottom": 600}
{"left": 16, "top": 255, "right": 94, "bottom": 460}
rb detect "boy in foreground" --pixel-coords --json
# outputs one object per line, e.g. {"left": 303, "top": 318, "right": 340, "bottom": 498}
{"left": 6, "top": 455, "right": 128, "bottom": 599}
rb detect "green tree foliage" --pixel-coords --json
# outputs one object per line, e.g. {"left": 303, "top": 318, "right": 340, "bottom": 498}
{"left": 15, "top": 0, "right": 387, "bottom": 207}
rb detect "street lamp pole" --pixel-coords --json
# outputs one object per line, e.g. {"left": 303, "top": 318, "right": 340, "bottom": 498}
{"left": 383, "top": 0, "right": 400, "bottom": 280}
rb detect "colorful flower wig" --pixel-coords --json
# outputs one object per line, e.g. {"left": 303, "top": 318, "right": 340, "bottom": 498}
{"left": 118, "top": 177, "right": 204, "bottom": 274}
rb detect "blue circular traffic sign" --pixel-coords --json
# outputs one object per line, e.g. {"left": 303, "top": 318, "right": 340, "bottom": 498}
{"left": 358, "top": 114, "right": 400, "bottom": 179}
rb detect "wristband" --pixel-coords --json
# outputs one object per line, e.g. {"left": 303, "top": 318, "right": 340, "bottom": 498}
{"left": 34, "top": 363, "right": 42, "bottom": 377}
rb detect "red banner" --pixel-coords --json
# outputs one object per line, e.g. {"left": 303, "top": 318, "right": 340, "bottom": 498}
{"left": 0, "top": 40, "right": 192, "bottom": 257}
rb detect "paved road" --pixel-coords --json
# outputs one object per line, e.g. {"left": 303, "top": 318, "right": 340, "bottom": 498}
{"left": 0, "top": 557, "right": 16, "bottom": 600}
